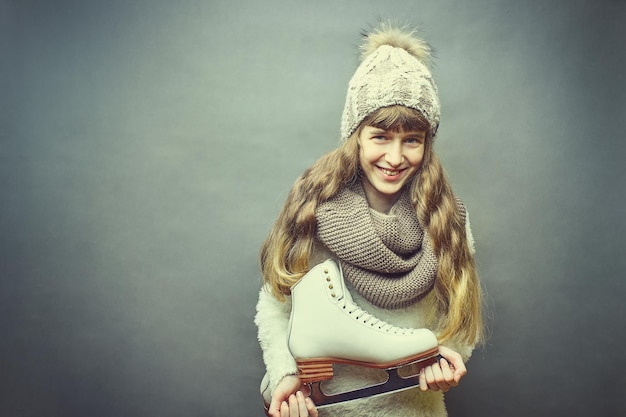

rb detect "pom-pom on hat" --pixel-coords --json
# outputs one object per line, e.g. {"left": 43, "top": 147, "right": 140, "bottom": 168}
{"left": 340, "top": 23, "right": 440, "bottom": 141}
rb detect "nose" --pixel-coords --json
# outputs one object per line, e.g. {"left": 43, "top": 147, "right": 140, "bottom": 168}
{"left": 385, "top": 141, "right": 404, "bottom": 167}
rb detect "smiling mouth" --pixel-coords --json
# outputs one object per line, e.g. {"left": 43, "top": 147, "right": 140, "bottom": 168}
{"left": 378, "top": 167, "right": 404, "bottom": 176}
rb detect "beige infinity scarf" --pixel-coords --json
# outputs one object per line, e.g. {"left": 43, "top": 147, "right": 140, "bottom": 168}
{"left": 315, "top": 181, "right": 438, "bottom": 309}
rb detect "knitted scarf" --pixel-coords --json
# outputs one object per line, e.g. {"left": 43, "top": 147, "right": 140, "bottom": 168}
{"left": 315, "top": 181, "right": 438, "bottom": 309}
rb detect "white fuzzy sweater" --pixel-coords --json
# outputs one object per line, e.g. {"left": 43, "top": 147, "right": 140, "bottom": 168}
{"left": 255, "top": 216, "right": 476, "bottom": 417}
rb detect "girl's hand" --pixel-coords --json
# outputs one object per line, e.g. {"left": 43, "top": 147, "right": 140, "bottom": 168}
{"left": 419, "top": 345, "right": 467, "bottom": 392}
{"left": 268, "top": 375, "right": 317, "bottom": 417}
{"left": 278, "top": 391, "right": 318, "bottom": 417}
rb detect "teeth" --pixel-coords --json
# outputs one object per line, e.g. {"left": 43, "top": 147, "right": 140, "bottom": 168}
{"left": 380, "top": 168, "right": 400, "bottom": 176}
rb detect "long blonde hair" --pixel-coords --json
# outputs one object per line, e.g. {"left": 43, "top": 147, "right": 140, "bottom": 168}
{"left": 260, "top": 106, "right": 483, "bottom": 346}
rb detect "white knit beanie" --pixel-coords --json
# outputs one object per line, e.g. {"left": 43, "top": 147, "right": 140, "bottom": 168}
{"left": 340, "top": 23, "right": 440, "bottom": 141}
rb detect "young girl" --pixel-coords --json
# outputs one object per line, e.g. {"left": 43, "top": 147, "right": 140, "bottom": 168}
{"left": 255, "top": 23, "right": 484, "bottom": 417}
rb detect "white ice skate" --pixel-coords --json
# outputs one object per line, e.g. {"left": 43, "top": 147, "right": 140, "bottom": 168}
{"left": 287, "top": 258, "right": 440, "bottom": 408}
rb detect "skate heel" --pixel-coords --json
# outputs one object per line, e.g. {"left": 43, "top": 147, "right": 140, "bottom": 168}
{"left": 296, "top": 359, "right": 334, "bottom": 384}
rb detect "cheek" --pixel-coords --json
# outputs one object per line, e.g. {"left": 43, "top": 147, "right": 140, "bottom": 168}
{"left": 407, "top": 148, "right": 425, "bottom": 167}
{"left": 359, "top": 145, "right": 384, "bottom": 166}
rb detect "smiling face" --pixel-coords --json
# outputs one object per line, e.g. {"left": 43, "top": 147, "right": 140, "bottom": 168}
{"left": 358, "top": 125, "right": 426, "bottom": 213}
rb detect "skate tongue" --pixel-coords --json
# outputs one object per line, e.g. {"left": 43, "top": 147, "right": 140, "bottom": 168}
{"left": 334, "top": 261, "right": 354, "bottom": 303}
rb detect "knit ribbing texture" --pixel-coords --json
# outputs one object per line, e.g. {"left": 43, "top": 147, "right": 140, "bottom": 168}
{"left": 340, "top": 45, "right": 440, "bottom": 141}
{"left": 316, "top": 181, "right": 437, "bottom": 309}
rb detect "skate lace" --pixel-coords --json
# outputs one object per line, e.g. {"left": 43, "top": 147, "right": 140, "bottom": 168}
{"left": 337, "top": 296, "right": 412, "bottom": 335}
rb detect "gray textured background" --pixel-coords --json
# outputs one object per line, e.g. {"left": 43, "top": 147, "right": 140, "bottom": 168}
{"left": 1, "top": 1, "right": 625, "bottom": 416}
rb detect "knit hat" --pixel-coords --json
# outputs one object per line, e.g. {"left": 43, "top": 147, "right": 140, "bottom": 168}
{"left": 340, "top": 23, "right": 440, "bottom": 141}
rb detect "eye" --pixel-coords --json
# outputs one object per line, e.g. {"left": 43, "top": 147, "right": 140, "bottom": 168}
{"left": 371, "top": 134, "right": 388, "bottom": 142}
{"left": 405, "top": 137, "right": 424, "bottom": 145}
{"left": 404, "top": 135, "right": 426, "bottom": 145}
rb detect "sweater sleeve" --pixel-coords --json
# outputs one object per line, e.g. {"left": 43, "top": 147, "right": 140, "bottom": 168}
{"left": 254, "top": 285, "right": 298, "bottom": 394}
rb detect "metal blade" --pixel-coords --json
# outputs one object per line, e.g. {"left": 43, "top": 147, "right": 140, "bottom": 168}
{"left": 310, "top": 355, "right": 439, "bottom": 408}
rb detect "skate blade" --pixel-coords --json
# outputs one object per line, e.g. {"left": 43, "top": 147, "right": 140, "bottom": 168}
{"left": 309, "top": 353, "right": 441, "bottom": 408}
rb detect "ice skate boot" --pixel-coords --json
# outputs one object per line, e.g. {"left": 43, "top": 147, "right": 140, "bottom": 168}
{"left": 287, "top": 259, "right": 440, "bottom": 407}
